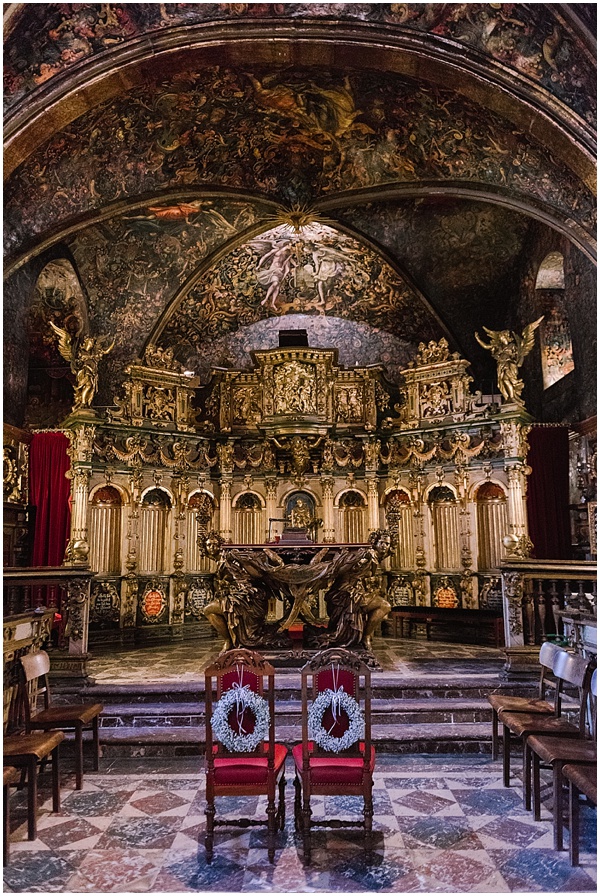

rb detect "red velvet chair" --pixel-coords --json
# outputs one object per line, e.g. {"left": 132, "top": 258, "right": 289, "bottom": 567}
{"left": 293, "top": 647, "right": 374, "bottom": 865}
{"left": 204, "top": 649, "right": 287, "bottom": 864}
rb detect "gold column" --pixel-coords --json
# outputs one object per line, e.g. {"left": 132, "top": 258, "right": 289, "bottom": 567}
{"left": 366, "top": 477, "right": 380, "bottom": 534}
{"left": 65, "top": 467, "right": 91, "bottom": 563}
{"left": 505, "top": 463, "right": 529, "bottom": 539}
{"left": 219, "top": 478, "right": 233, "bottom": 542}
{"left": 321, "top": 477, "right": 335, "bottom": 543}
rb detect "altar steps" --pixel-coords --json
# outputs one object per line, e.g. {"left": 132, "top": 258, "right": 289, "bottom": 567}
{"left": 59, "top": 678, "right": 533, "bottom": 757}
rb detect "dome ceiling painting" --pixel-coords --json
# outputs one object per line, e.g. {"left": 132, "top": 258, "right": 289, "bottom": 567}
{"left": 3, "top": 4, "right": 596, "bottom": 428}
{"left": 5, "top": 64, "right": 594, "bottom": 263}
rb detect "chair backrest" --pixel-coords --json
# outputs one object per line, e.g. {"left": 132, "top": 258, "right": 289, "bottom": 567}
{"left": 538, "top": 641, "right": 564, "bottom": 705}
{"left": 16, "top": 650, "right": 53, "bottom": 732}
{"left": 552, "top": 649, "right": 595, "bottom": 735}
{"left": 301, "top": 647, "right": 371, "bottom": 763}
{"left": 204, "top": 648, "right": 275, "bottom": 763}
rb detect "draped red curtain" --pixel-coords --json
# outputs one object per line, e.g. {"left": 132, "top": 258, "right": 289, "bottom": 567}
{"left": 29, "top": 432, "right": 71, "bottom": 567}
{"left": 526, "top": 426, "right": 571, "bottom": 560}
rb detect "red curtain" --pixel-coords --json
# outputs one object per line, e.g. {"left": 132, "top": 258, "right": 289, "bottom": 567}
{"left": 29, "top": 432, "right": 71, "bottom": 567}
{"left": 526, "top": 426, "right": 571, "bottom": 560}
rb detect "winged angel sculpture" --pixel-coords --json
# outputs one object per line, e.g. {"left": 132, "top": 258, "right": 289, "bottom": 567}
{"left": 475, "top": 317, "right": 543, "bottom": 405}
{"left": 49, "top": 322, "right": 115, "bottom": 412}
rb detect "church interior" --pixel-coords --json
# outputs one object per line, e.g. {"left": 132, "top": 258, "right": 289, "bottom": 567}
{"left": 3, "top": 3, "right": 597, "bottom": 893}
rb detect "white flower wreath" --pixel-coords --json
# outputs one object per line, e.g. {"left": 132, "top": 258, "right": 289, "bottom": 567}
{"left": 308, "top": 688, "right": 365, "bottom": 753}
{"left": 210, "top": 685, "right": 270, "bottom": 753}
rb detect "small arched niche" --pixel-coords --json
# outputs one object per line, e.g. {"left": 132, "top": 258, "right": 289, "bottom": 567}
{"left": 475, "top": 481, "right": 508, "bottom": 572}
{"left": 428, "top": 486, "right": 460, "bottom": 572}
{"left": 89, "top": 486, "right": 123, "bottom": 575}
{"left": 339, "top": 490, "right": 366, "bottom": 543}
{"left": 139, "top": 488, "right": 171, "bottom": 574}
{"left": 234, "top": 492, "right": 264, "bottom": 544}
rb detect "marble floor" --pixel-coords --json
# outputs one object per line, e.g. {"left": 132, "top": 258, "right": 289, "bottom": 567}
{"left": 4, "top": 753, "right": 596, "bottom": 894}
{"left": 85, "top": 633, "right": 506, "bottom": 685}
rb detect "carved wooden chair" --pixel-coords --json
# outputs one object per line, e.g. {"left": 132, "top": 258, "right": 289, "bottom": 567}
{"left": 488, "top": 641, "right": 563, "bottom": 760}
{"left": 204, "top": 648, "right": 287, "bottom": 864}
{"left": 4, "top": 684, "right": 64, "bottom": 843}
{"left": 498, "top": 649, "right": 592, "bottom": 799}
{"left": 563, "top": 762, "right": 597, "bottom": 866}
{"left": 525, "top": 667, "right": 596, "bottom": 852}
{"left": 293, "top": 647, "right": 374, "bottom": 865}
{"left": 19, "top": 650, "right": 104, "bottom": 790}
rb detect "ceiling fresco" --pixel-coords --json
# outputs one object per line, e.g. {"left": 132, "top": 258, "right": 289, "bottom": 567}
{"left": 4, "top": 4, "right": 595, "bottom": 125}
{"left": 5, "top": 65, "right": 594, "bottom": 265}
{"left": 156, "top": 222, "right": 443, "bottom": 373}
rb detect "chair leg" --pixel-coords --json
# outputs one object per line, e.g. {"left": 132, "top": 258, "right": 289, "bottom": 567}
{"left": 532, "top": 752, "right": 541, "bottom": 822}
{"left": 51, "top": 745, "right": 61, "bottom": 814}
{"left": 523, "top": 741, "right": 531, "bottom": 811}
{"left": 27, "top": 760, "right": 37, "bottom": 841}
{"left": 92, "top": 716, "right": 100, "bottom": 771}
{"left": 502, "top": 725, "right": 511, "bottom": 787}
{"left": 302, "top": 789, "right": 312, "bottom": 865}
{"left": 277, "top": 775, "right": 286, "bottom": 831}
{"left": 267, "top": 794, "right": 277, "bottom": 864}
{"left": 3, "top": 783, "right": 10, "bottom": 866}
{"left": 75, "top": 723, "right": 84, "bottom": 790}
{"left": 569, "top": 780, "right": 580, "bottom": 867}
{"left": 491, "top": 709, "right": 499, "bottom": 761}
{"left": 205, "top": 801, "right": 215, "bottom": 863}
{"left": 294, "top": 774, "right": 301, "bottom": 832}
{"left": 553, "top": 762, "right": 564, "bottom": 851}
{"left": 364, "top": 788, "right": 374, "bottom": 842}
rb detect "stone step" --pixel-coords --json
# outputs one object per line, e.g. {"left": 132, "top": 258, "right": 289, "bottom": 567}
{"left": 98, "top": 721, "right": 495, "bottom": 757}
{"left": 98, "top": 697, "right": 493, "bottom": 729}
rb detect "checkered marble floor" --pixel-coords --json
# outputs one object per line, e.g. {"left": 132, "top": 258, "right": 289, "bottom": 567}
{"left": 4, "top": 754, "right": 596, "bottom": 893}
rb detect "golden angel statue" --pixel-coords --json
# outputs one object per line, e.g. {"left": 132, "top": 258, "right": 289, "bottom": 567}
{"left": 475, "top": 317, "right": 543, "bottom": 404}
{"left": 49, "top": 322, "right": 115, "bottom": 411}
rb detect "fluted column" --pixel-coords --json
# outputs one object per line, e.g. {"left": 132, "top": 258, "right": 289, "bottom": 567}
{"left": 366, "top": 477, "right": 380, "bottom": 534}
{"left": 321, "top": 477, "right": 335, "bottom": 543}
{"left": 219, "top": 478, "right": 233, "bottom": 543}
{"left": 505, "top": 463, "right": 529, "bottom": 538}
{"left": 65, "top": 466, "right": 91, "bottom": 564}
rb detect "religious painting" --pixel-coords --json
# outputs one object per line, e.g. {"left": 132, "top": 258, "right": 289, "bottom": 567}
{"left": 6, "top": 66, "right": 593, "bottom": 264}
{"left": 285, "top": 493, "right": 316, "bottom": 530}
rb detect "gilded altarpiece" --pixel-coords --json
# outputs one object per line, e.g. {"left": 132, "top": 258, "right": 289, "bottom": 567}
{"left": 60, "top": 340, "right": 532, "bottom": 646}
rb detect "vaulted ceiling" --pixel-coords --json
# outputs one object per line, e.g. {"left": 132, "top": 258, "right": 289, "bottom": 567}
{"left": 3, "top": 3, "right": 596, "bottom": 426}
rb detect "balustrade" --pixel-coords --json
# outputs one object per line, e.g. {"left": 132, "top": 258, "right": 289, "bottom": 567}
{"left": 500, "top": 559, "right": 596, "bottom": 676}
{"left": 3, "top": 567, "right": 95, "bottom": 676}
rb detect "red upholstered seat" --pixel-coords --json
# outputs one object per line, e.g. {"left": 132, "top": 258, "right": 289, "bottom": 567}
{"left": 214, "top": 743, "right": 288, "bottom": 785}
{"left": 293, "top": 742, "right": 375, "bottom": 785}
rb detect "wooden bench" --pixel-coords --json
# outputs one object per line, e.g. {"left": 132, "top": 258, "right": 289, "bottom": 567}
{"left": 389, "top": 606, "right": 504, "bottom": 647}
